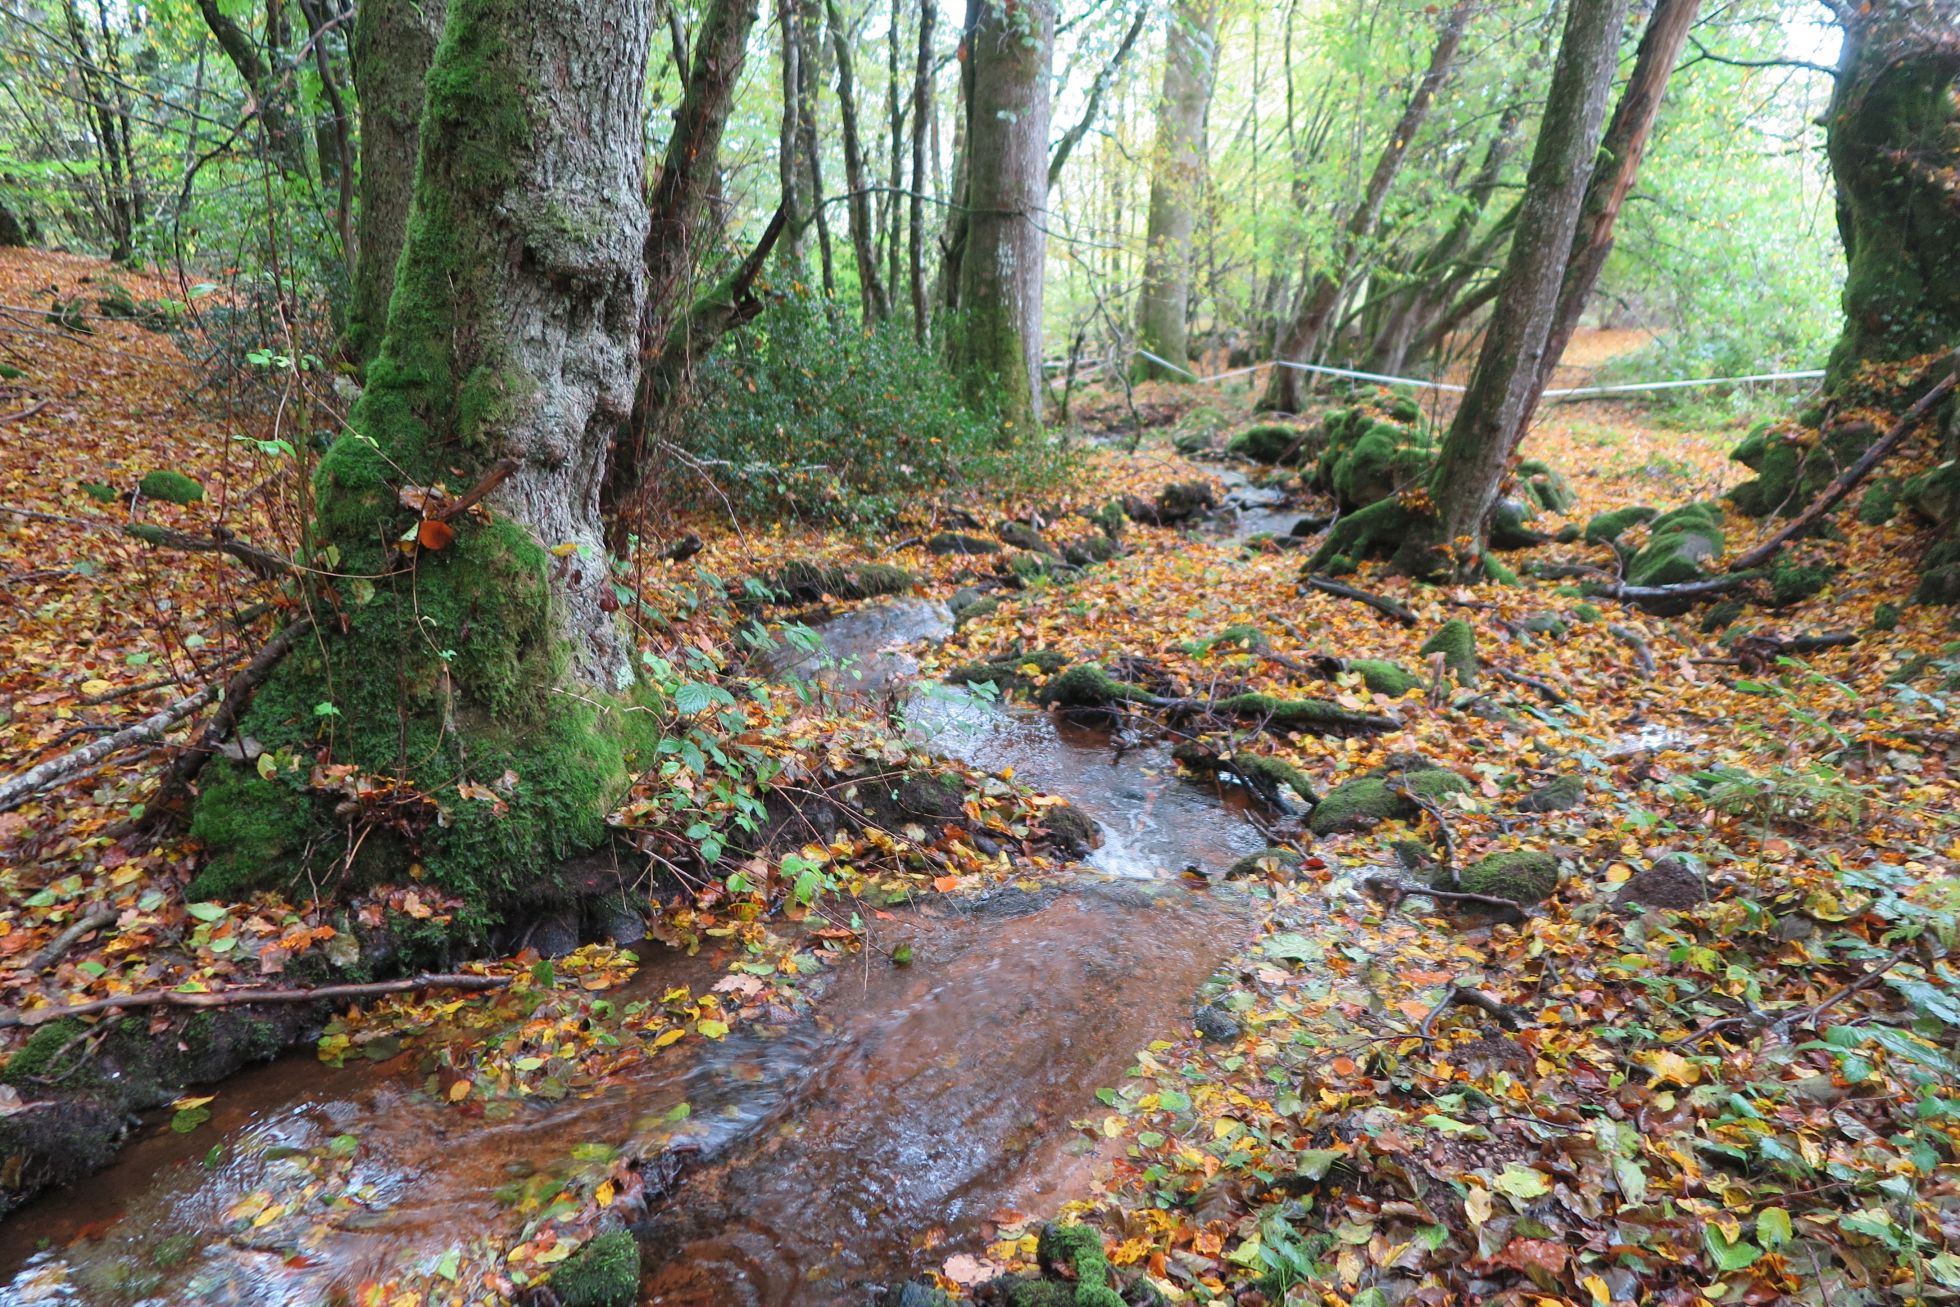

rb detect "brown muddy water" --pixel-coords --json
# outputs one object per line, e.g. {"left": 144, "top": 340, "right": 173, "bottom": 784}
{"left": 0, "top": 600, "right": 1273, "bottom": 1306}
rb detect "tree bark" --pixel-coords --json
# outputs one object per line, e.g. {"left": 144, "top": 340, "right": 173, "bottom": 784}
{"left": 909, "top": 0, "right": 935, "bottom": 340}
{"left": 1133, "top": 0, "right": 1220, "bottom": 381}
{"left": 193, "top": 0, "right": 308, "bottom": 178}
{"left": 948, "top": 0, "right": 1055, "bottom": 429}
{"left": 777, "top": 0, "right": 807, "bottom": 270}
{"left": 189, "top": 0, "right": 656, "bottom": 921}
{"left": 1421, "top": 0, "right": 1631, "bottom": 574}
{"left": 1821, "top": 0, "right": 1960, "bottom": 390}
{"left": 1524, "top": 0, "right": 1701, "bottom": 423}
{"left": 1257, "top": 0, "right": 1478, "bottom": 412}
{"left": 826, "top": 0, "right": 890, "bottom": 321}
{"left": 1047, "top": 2, "right": 1152, "bottom": 191}
{"left": 0, "top": 202, "right": 26, "bottom": 247}
{"left": 347, "top": 0, "right": 445, "bottom": 368}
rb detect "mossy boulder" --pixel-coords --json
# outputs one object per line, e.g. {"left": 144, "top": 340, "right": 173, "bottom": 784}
{"left": 1858, "top": 478, "right": 1900, "bottom": 526}
{"left": 1873, "top": 602, "right": 1903, "bottom": 631}
{"left": 1062, "top": 533, "right": 1119, "bottom": 566}
{"left": 1904, "top": 461, "right": 1960, "bottom": 529}
{"left": 1033, "top": 802, "right": 1102, "bottom": 858}
{"left": 1084, "top": 500, "right": 1127, "bottom": 538}
{"left": 1916, "top": 539, "right": 1960, "bottom": 605}
{"left": 1517, "top": 460, "right": 1577, "bottom": 513}
{"left": 927, "top": 532, "right": 1001, "bottom": 556}
{"left": 1346, "top": 658, "right": 1420, "bottom": 697}
{"left": 1491, "top": 497, "right": 1547, "bottom": 550}
{"left": 1519, "top": 461, "right": 1576, "bottom": 512}
{"left": 1308, "top": 767, "right": 1470, "bottom": 835}
{"left": 1585, "top": 505, "right": 1656, "bottom": 546}
{"left": 944, "top": 650, "right": 1068, "bottom": 694}
{"left": 999, "top": 521, "right": 1057, "bottom": 555}
{"left": 1516, "top": 774, "right": 1585, "bottom": 813}
{"left": 549, "top": 1231, "right": 640, "bottom": 1307}
{"left": 1227, "top": 422, "right": 1311, "bottom": 465}
{"left": 1518, "top": 612, "right": 1568, "bottom": 639}
{"left": 1447, "top": 850, "right": 1558, "bottom": 904}
{"left": 1626, "top": 502, "right": 1724, "bottom": 587}
{"left": 1324, "top": 417, "right": 1436, "bottom": 512}
{"left": 759, "top": 560, "right": 918, "bottom": 603}
{"left": 138, "top": 470, "right": 203, "bottom": 505}
{"left": 1418, "top": 619, "right": 1478, "bottom": 686}
{"left": 1770, "top": 562, "right": 1832, "bottom": 607}
{"left": 1183, "top": 624, "right": 1269, "bottom": 656}
{"left": 1700, "top": 598, "right": 1745, "bottom": 633}
{"left": 984, "top": 1222, "right": 1124, "bottom": 1307}
{"left": 1037, "top": 664, "right": 1152, "bottom": 709}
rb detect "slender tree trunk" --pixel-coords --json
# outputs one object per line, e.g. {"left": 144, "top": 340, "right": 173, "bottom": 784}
{"left": 777, "top": 0, "right": 807, "bottom": 270}
{"left": 192, "top": 0, "right": 656, "bottom": 922}
{"left": 948, "top": 0, "right": 1055, "bottom": 428}
{"left": 347, "top": 0, "right": 445, "bottom": 366}
{"left": 826, "top": 0, "right": 889, "bottom": 321}
{"left": 296, "top": 0, "right": 358, "bottom": 275}
{"left": 1522, "top": 0, "right": 1701, "bottom": 424}
{"left": 936, "top": 0, "right": 981, "bottom": 312}
{"left": 1134, "top": 0, "right": 1221, "bottom": 381}
{"left": 885, "top": 5, "right": 904, "bottom": 308}
{"left": 796, "top": 3, "right": 837, "bottom": 298}
{"left": 909, "top": 0, "right": 935, "bottom": 340}
{"left": 194, "top": 0, "right": 308, "bottom": 177}
{"left": 1047, "top": 2, "right": 1151, "bottom": 190}
{"left": 1423, "top": 0, "right": 1631, "bottom": 573}
{"left": 1257, "top": 0, "right": 1477, "bottom": 412}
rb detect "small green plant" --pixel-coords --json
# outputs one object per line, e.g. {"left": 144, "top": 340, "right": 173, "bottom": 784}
{"left": 683, "top": 289, "right": 1073, "bottom": 527}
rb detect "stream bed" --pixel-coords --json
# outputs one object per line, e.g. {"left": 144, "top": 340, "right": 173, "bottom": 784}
{"left": 0, "top": 600, "right": 1278, "bottom": 1307}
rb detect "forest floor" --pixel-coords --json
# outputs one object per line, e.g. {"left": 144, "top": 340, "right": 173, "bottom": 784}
{"left": 2, "top": 247, "right": 1958, "bottom": 1307}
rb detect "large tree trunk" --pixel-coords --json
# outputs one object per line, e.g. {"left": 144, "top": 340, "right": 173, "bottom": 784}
{"left": 193, "top": 0, "right": 309, "bottom": 178}
{"left": 188, "top": 0, "right": 656, "bottom": 926}
{"left": 1524, "top": 0, "right": 1701, "bottom": 419}
{"left": 1420, "top": 0, "right": 1630, "bottom": 573}
{"left": 1823, "top": 0, "right": 1960, "bottom": 390}
{"left": 1257, "top": 0, "right": 1477, "bottom": 412}
{"left": 1133, "top": 0, "right": 1220, "bottom": 382}
{"left": 948, "top": 0, "right": 1055, "bottom": 428}
{"left": 346, "top": 0, "right": 445, "bottom": 369}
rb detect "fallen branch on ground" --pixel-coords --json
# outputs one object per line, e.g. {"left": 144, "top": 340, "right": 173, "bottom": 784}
{"left": 1493, "top": 665, "right": 1571, "bottom": 705}
{"left": 0, "top": 681, "right": 221, "bottom": 814}
{"left": 21, "top": 906, "right": 117, "bottom": 975}
{"left": 1727, "top": 352, "right": 1960, "bottom": 574}
{"left": 135, "top": 617, "right": 315, "bottom": 830}
{"left": 1302, "top": 574, "right": 1418, "bottom": 625}
{"left": 0, "top": 973, "right": 514, "bottom": 1029}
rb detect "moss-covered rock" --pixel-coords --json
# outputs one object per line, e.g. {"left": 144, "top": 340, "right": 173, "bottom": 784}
{"left": 1308, "top": 767, "right": 1470, "bottom": 835}
{"left": 1585, "top": 505, "right": 1656, "bottom": 546}
{"left": 760, "top": 560, "right": 918, "bottom": 603}
{"left": 1626, "top": 502, "right": 1724, "bottom": 586}
{"left": 1516, "top": 774, "right": 1585, "bottom": 813}
{"left": 1490, "top": 497, "right": 1547, "bottom": 550}
{"left": 1858, "top": 477, "right": 1900, "bottom": 526}
{"left": 1873, "top": 601, "right": 1903, "bottom": 631}
{"left": 1518, "top": 612, "right": 1568, "bottom": 639}
{"left": 1037, "top": 664, "right": 1151, "bottom": 709}
{"left": 1418, "top": 619, "right": 1478, "bottom": 686}
{"left": 1085, "top": 500, "right": 1127, "bottom": 538}
{"left": 1346, "top": 658, "right": 1420, "bottom": 696}
{"left": 1227, "top": 422, "right": 1312, "bottom": 465}
{"left": 549, "top": 1231, "right": 640, "bottom": 1307}
{"left": 1700, "top": 598, "right": 1745, "bottom": 633}
{"left": 1182, "top": 624, "right": 1269, "bottom": 656}
{"left": 1062, "top": 533, "right": 1119, "bottom": 566}
{"left": 1448, "top": 850, "right": 1558, "bottom": 903}
{"left": 138, "top": 470, "right": 203, "bottom": 505}
{"left": 944, "top": 650, "right": 1068, "bottom": 694}
{"left": 954, "top": 595, "right": 1003, "bottom": 628}
{"left": 1326, "top": 419, "right": 1435, "bottom": 512}
{"left": 927, "top": 532, "right": 1001, "bottom": 555}
{"left": 1770, "top": 563, "right": 1832, "bottom": 607}
{"left": 998, "top": 521, "right": 1057, "bottom": 555}
{"left": 1517, "top": 460, "right": 1577, "bottom": 513}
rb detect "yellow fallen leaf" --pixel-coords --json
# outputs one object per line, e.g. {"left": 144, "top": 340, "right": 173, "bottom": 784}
{"left": 447, "top": 1077, "right": 472, "bottom": 1102}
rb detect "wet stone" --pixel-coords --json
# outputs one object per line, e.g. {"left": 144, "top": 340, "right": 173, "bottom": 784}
{"left": 1194, "top": 1002, "right": 1243, "bottom": 1042}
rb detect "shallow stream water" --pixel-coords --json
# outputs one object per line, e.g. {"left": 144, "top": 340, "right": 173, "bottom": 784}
{"left": 0, "top": 599, "right": 1276, "bottom": 1307}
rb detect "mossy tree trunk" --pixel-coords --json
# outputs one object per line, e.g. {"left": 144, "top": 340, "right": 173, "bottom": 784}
{"left": 947, "top": 0, "right": 1055, "bottom": 430}
{"left": 346, "top": 0, "right": 446, "bottom": 370}
{"left": 1133, "top": 0, "right": 1220, "bottom": 383}
{"left": 1416, "top": 0, "right": 1629, "bottom": 575}
{"left": 1255, "top": 0, "right": 1477, "bottom": 414}
{"left": 188, "top": 0, "right": 657, "bottom": 929}
{"left": 1822, "top": 0, "right": 1960, "bottom": 391}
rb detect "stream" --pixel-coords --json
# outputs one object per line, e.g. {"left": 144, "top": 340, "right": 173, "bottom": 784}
{"left": 0, "top": 599, "right": 1280, "bottom": 1307}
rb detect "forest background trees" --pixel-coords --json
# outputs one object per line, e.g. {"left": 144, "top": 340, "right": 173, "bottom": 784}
{"left": 0, "top": 0, "right": 1948, "bottom": 927}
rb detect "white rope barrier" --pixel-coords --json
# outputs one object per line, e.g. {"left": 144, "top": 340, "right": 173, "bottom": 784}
{"left": 1130, "top": 347, "right": 1824, "bottom": 401}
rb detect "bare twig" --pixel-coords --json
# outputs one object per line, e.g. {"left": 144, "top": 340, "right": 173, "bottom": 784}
{"left": 0, "top": 972, "right": 513, "bottom": 1029}
{"left": 21, "top": 906, "right": 117, "bottom": 975}
{"left": 1303, "top": 573, "right": 1418, "bottom": 625}
{"left": 0, "top": 681, "right": 221, "bottom": 813}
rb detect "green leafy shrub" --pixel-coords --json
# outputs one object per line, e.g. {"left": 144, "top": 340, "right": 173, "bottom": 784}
{"left": 683, "top": 290, "right": 1072, "bottom": 526}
